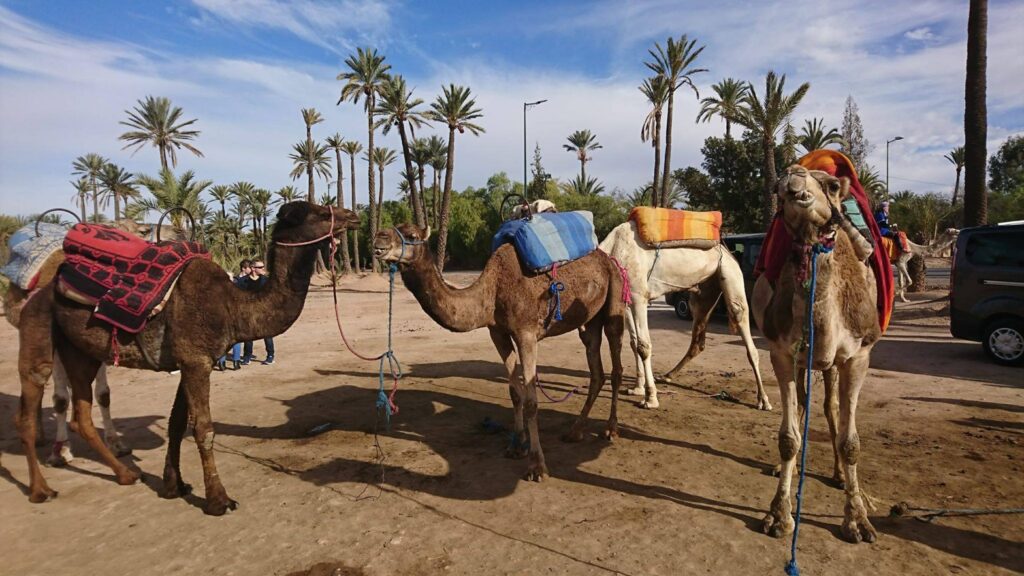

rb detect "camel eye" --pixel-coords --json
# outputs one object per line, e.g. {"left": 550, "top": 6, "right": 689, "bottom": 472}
{"left": 827, "top": 181, "right": 840, "bottom": 195}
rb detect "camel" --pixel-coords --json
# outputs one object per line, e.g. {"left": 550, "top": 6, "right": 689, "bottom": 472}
{"left": 599, "top": 223, "right": 770, "bottom": 410}
{"left": 373, "top": 223, "right": 625, "bottom": 481}
{"left": 883, "top": 226, "right": 958, "bottom": 302}
{"left": 14, "top": 202, "right": 359, "bottom": 515}
{"left": 751, "top": 165, "right": 882, "bottom": 543}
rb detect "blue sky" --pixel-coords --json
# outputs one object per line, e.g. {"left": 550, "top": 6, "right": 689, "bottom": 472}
{"left": 1, "top": 0, "right": 1022, "bottom": 217}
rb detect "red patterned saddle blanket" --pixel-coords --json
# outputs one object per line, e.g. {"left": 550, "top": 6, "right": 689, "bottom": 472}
{"left": 58, "top": 223, "right": 209, "bottom": 333}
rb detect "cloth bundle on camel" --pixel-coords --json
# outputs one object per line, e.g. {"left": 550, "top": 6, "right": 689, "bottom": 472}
{"left": 58, "top": 223, "right": 209, "bottom": 333}
{"left": 754, "top": 149, "right": 895, "bottom": 332}
{"left": 1, "top": 222, "right": 67, "bottom": 291}
{"left": 628, "top": 206, "right": 722, "bottom": 250}
{"left": 491, "top": 211, "right": 598, "bottom": 273}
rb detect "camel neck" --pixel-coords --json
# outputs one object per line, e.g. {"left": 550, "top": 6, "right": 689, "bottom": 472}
{"left": 400, "top": 253, "right": 496, "bottom": 332}
{"left": 230, "top": 241, "right": 319, "bottom": 342}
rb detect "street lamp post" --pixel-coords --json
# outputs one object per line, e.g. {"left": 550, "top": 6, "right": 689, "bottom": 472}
{"left": 523, "top": 99, "right": 547, "bottom": 200}
{"left": 885, "top": 136, "right": 904, "bottom": 201}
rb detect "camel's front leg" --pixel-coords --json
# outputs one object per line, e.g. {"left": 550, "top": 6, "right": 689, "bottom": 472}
{"left": 515, "top": 334, "right": 548, "bottom": 481}
{"left": 565, "top": 319, "right": 606, "bottom": 442}
{"left": 623, "top": 304, "right": 646, "bottom": 397}
{"left": 94, "top": 364, "right": 130, "bottom": 456}
{"left": 181, "top": 362, "right": 236, "bottom": 515}
{"left": 823, "top": 366, "right": 845, "bottom": 488}
{"left": 489, "top": 328, "right": 526, "bottom": 458}
{"left": 763, "top": 350, "right": 800, "bottom": 538}
{"left": 47, "top": 351, "right": 75, "bottom": 467}
{"left": 838, "top": 352, "right": 877, "bottom": 543}
{"left": 17, "top": 313, "right": 57, "bottom": 503}
{"left": 631, "top": 299, "right": 660, "bottom": 409}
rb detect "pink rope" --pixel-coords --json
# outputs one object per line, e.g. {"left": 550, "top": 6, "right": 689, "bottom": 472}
{"left": 599, "top": 249, "right": 633, "bottom": 305}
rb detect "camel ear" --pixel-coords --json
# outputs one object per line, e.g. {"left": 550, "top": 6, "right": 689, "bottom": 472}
{"left": 277, "top": 202, "right": 310, "bottom": 228}
{"left": 834, "top": 177, "right": 851, "bottom": 200}
{"left": 421, "top": 226, "right": 431, "bottom": 240}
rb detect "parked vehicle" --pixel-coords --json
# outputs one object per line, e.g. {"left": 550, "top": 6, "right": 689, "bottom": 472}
{"left": 665, "top": 233, "right": 764, "bottom": 320}
{"left": 950, "top": 222, "right": 1024, "bottom": 366}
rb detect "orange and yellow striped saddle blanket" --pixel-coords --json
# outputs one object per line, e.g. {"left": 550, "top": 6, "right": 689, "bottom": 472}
{"left": 628, "top": 207, "right": 722, "bottom": 249}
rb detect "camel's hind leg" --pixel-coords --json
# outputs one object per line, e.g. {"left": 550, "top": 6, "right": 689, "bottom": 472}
{"left": 46, "top": 352, "right": 75, "bottom": 466}
{"left": 838, "top": 352, "right": 877, "bottom": 543}
{"left": 489, "top": 328, "right": 526, "bottom": 458}
{"left": 662, "top": 283, "right": 719, "bottom": 382}
{"left": 513, "top": 332, "right": 548, "bottom": 481}
{"left": 17, "top": 292, "right": 57, "bottom": 503}
{"left": 55, "top": 337, "right": 138, "bottom": 487}
{"left": 623, "top": 305, "right": 646, "bottom": 397}
{"left": 161, "top": 382, "right": 192, "bottom": 499}
{"left": 564, "top": 318, "right": 607, "bottom": 443}
{"left": 603, "top": 308, "right": 625, "bottom": 440}
{"left": 94, "top": 364, "right": 130, "bottom": 456}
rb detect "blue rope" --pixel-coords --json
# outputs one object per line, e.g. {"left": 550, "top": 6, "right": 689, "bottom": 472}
{"left": 785, "top": 242, "right": 832, "bottom": 576}
{"left": 548, "top": 281, "right": 565, "bottom": 322}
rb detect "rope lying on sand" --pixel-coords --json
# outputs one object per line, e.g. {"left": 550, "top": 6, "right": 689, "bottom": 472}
{"left": 889, "top": 501, "right": 1024, "bottom": 523}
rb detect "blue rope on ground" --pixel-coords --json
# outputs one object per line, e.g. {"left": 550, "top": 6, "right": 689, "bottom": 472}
{"left": 785, "top": 242, "right": 832, "bottom": 576}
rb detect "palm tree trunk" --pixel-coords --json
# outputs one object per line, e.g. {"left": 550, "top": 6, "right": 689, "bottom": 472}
{"left": 91, "top": 176, "right": 99, "bottom": 222}
{"left": 367, "top": 100, "right": 379, "bottom": 273}
{"left": 762, "top": 134, "right": 778, "bottom": 228}
{"left": 725, "top": 118, "right": 732, "bottom": 139}
{"left": 306, "top": 126, "right": 315, "bottom": 203}
{"left": 113, "top": 192, "right": 121, "bottom": 222}
{"left": 417, "top": 166, "right": 427, "bottom": 223}
{"left": 436, "top": 127, "right": 457, "bottom": 270}
{"left": 79, "top": 194, "right": 86, "bottom": 221}
{"left": 963, "top": 0, "right": 988, "bottom": 227}
{"left": 377, "top": 168, "right": 385, "bottom": 233}
{"left": 652, "top": 112, "right": 662, "bottom": 207}
{"left": 349, "top": 153, "right": 361, "bottom": 273}
{"left": 334, "top": 149, "right": 351, "bottom": 273}
{"left": 661, "top": 90, "right": 676, "bottom": 207}
{"left": 580, "top": 157, "right": 587, "bottom": 184}
{"left": 432, "top": 168, "right": 440, "bottom": 228}
{"left": 159, "top": 146, "right": 169, "bottom": 173}
{"left": 951, "top": 168, "right": 962, "bottom": 206}
{"left": 397, "top": 122, "right": 425, "bottom": 228}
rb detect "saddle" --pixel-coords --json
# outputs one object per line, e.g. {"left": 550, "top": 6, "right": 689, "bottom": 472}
{"left": 628, "top": 207, "right": 721, "bottom": 249}
{"left": 491, "top": 211, "right": 598, "bottom": 273}
{"left": 58, "top": 223, "right": 209, "bottom": 333}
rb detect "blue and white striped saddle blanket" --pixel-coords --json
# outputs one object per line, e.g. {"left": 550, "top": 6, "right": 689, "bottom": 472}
{"left": 491, "top": 211, "right": 598, "bottom": 273}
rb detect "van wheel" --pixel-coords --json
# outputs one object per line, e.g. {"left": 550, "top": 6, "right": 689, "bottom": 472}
{"left": 674, "top": 297, "right": 692, "bottom": 320}
{"left": 983, "top": 318, "right": 1024, "bottom": 366}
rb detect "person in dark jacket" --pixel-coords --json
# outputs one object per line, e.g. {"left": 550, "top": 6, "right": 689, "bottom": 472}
{"left": 241, "top": 259, "right": 275, "bottom": 365}
{"left": 216, "top": 260, "right": 251, "bottom": 370}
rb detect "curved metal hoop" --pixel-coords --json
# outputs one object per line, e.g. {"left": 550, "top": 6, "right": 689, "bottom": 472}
{"left": 499, "top": 194, "right": 531, "bottom": 222}
{"left": 35, "top": 208, "right": 81, "bottom": 237}
{"left": 156, "top": 207, "right": 197, "bottom": 242}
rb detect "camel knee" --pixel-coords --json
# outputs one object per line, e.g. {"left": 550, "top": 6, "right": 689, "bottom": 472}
{"left": 839, "top": 434, "right": 861, "bottom": 465}
{"left": 778, "top": 432, "right": 800, "bottom": 461}
{"left": 97, "top": 390, "right": 111, "bottom": 409}
{"left": 52, "top": 394, "right": 69, "bottom": 416}
{"left": 636, "top": 338, "right": 651, "bottom": 359}
{"left": 22, "top": 363, "right": 53, "bottom": 389}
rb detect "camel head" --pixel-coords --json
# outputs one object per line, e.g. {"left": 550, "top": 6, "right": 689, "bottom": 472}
{"left": 777, "top": 164, "right": 849, "bottom": 244}
{"left": 272, "top": 201, "right": 360, "bottom": 245}
{"left": 373, "top": 223, "right": 430, "bottom": 265}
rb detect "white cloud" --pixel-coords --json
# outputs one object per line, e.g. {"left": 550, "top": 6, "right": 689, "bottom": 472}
{"left": 905, "top": 26, "right": 936, "bottom": 41}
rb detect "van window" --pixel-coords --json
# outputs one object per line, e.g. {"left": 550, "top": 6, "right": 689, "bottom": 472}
{"left": 965, "top": 232, "right": 1024, "bottom": 268}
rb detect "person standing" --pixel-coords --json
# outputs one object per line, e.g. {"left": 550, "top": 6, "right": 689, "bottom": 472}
{"left": 217, "top": 260, "right": 250, "bottom": 371}
{"left": 241, "top": 259, "right": 275, "bottom": 365}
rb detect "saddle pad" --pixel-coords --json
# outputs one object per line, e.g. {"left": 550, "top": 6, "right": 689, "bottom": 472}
{"left": 61, "top": 223, "right": 209, "bottom": 333}
{"left": 1, "top": 222, "right": 68, "bottom": 290}
{"left": 491, "top": 211, "right": 598, "bottom": 273}
{"left": 628, "top": 207, "right": 721, "bottom": 248}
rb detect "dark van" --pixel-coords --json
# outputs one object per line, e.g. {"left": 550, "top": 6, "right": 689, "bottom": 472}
{"left": 665, "top": 233, "right": 764, "bottom": 319}
{"left": 950, "top": 222, "right": 1024, "bottom": 365}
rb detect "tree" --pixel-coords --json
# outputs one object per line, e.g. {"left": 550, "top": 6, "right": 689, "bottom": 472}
{"left": 799, "top": 117, "right": 845, "bottom": 153}
{"left": 275, "top": 185, "right": 300, "bottom": 205}
{"left": 369, "top": 146, "right": 397, "bottom": 232}
{"left": 963, "top": 0, "right": 988, "bottom": 227}
{"left": 687, "top": 133, "right": 766, "bottom": 232}
{"left": 735, "top": 71, "right": 810, "bottom": 226}
{"left": 131, "top": 168, "right": 211, "bottom": 230}
{"left": 857, "top": 165, "right": 886, "bottom": 204}
{"left": 70, "top": 177, "right": 91, "bottom": 221}
{"left": 560, "top": 175, "right": 605, "bottom": 196}
{"left": 341, "top": 140, "right": 365, "bottom": 272}
{"left": 325, "top": 133, "right": 352, "bottom": 272}
{"left": 299, "top": 108, "right": 325, "bottom": 202}
{"left": 527, "top": 142, "right": 549, "bottom": 201}
{"left": 338, "top": 47, "right": 391, "bottom": 272}
{"left": 208, "top": 184, "right": 232, "bottom": 218}
{"left": 988, "top": 135, "right": 1024, "bottom": 194}
{"left": 944, "top": 146, "right": 967, "bottom": 205}
{"left": 645, "top": 35, "right": 707, "bottom": 206}
{"left": 374, "top": 75, "right": 430, "bottom": 228}
{"left": 98, "top": 163, "right": 137, "bottom": 222}
{"left": 72, "top": 153, "right": 108, "bottom": 222}
{"left": 427, "top": 135, "right": 448, "bottom": 227}
{"left": 696, "top": 78, "right": 747, "bottom": 139}
{"left": 781, "top": 120, "right": 799, "bottom": 165}
{"left": 563, "top": 129, "right": 602, "bottom": 183}
{"left": 119, "top": 96, "right": 202, "bottom": 171}
{"left": 840, "top": 96, "right": 873, "bottom": 169}
{"left": 640, "top": 75, "right": 670, "bottom": 202}
{"left": 288, "top": 140, "right": 332, "bottom": 195}
{"left": 410, "top": 137, "right": 432, "bottom": 224}
{"left": 427, "top": 84, "right": 484, "bottom": 270}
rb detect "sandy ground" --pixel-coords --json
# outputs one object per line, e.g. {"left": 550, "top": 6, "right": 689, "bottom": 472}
{"left": 0, "top": 271, "right": 1021, "bottom": 576}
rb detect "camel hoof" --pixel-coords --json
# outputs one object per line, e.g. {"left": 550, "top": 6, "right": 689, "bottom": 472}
{"left": 757, "top": 398, "right": 774, "bottom": 411}
{"left": 638, "top": 398, "right": 659, "bottom": 409}
{"left": 161, "top": 478, "right": 192, "bottom": 499}
{"left": 116, "top": 469, "right": 140, "bottom": 486}
{"left": 601, "top": 427, "right": 618, "bottom": 441}
{"left": 762, "top": 512, "right": 794, "bottom": 538}
{"left": 107, "top": 438, "right": 132, "bottom": 457}
{"left": 28, "top": 487, "right": 58, "bottom": 503}
{"left": 841, "top": 518, "right": 877, "bottom": 544}
{"left": 657, "top": 373, "right": 675, "bottom": 384}
{"left": 46, "top": 452, "right": 73, "bottom": 467}
{"left": 829, "top": 475, "right": 847, "bottom": 490}
{"left": 523, "top": 466, "right": 549, "bottom": 482}
{"left": 623, "top": 386, "right": 645, "bottom": 397}
{"left": 561, "top": 431, "right": 584, "bottom": 443}
{"left": 770, "top": 464, "right": 782, "bottom": 477}
{"left": 204, "top": 497, "right": 239, "bottom": 516}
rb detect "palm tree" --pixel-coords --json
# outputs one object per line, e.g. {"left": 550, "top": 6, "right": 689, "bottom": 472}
{"left": 208, "top": 184, "right": 232, "bottom": 218}
{"left": 98, "top": 163, "right": 137, "bottom": 222}
{"left": 640, "top": 75, "right": 670, "bottom": 203}
{"left": 560, "top": 175, "right": 606, "bottom": 196}
{"left": 696, "top": 78, "right": 748, "bottom": 139}
{"left": 734, "top": 71, "right": 811, "bottom": 226}
{"left": 338, "top": 47, "right": 391, "bottom": 271}
{"left": 963, "top": 0, "right": 987, "bottom": 226}
{"left": 945, "top": 145, "right": 967, "bottom": 206}
{"left": 72, "top": 153, "right": 108, "bottom": 222}
{"left": 119, "top": 96, "right": 202, "bottom": 171}
{"left": 426, "top": 83, "right": 485, "bottom": 270}
{"left": 857, "top": 165, "right": 886, "bottom": 203}
{"left": 325, "top": 133, "right": 352, "bottom": 272}
{"left": 426, "top": 135, "right": 447, "bottom": 228}
{"left": 289, "top": 140, "right": 332, "bottom": 194}
{"left": 369, "top": 147, "right": 397, "bottom": 232}
{"left": 300, "top": 108, "right": 325, "bottom": 202}
{"left": 70, "top": 177, "right": 91, "bottom": 221}
{"left": 132, "top": 168, "right": 211, "bottom": 229}
{"left": 563, "top": 129, "right": 603, "bottom": 186}
{"left": 275, "top": 185, "right": 301, "bottom": 206}
{"left": 410, "top": 137, "right": 432, "bottom": 220}
{"left": 373, "top": 75, "right": 430, "bottom": 228}
{"left": 645, "top": 35, "right": 707, "bottom": 206}
{"left": 799, "top": 117, "right": 845, "bottom": 153}
{"left": 341, "top": 141, "right": 365, "bottom": 272}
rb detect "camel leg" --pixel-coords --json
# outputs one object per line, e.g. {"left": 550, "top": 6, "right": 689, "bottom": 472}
{"left": 56, "top": 338, "right": 139, "bottom": 487}
{"left": 161, "top": 381, "right": 192, "bottom": 498}
{"left": 515, "top": 333, "right": 548, "bottom": 481}
{"left": 623, "top": 304, "right": 646, "bottom": 397}
{"left": 94, "top": 364, "right": 130, "bottom": 456}
{"left": 489, "top": 328, "right": 526, "bottom": 458}
{"left": 604, "top": 310, "right": 625, "bottom": 440}
{"left": 17, "top": 308, "right": 57, "bottom": 503}
{"left": 179, "top": 362, "right": 236, "bottom": 515}
{"left": 719, "top": 268, "right": 772, "bottom": 411}
{"left": 564, "top": 319, "right": 606, "bottom": 443}
{"left": 46, "top": 352, "right": 75, "bottom": 467}
{"left": 838, "top": 352, "right": 877, "bottom": 543}
{"left": 662, "top": 288, "right": 717, "bottom": 382}
{"left": 631, "top": 299, "right": 659, "bottom": 409}
{"left": 823, "top": 366, "right": 845, "bottom": 488}
{"left": 762, "top": 350, "right": 800, "bottom": 538}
